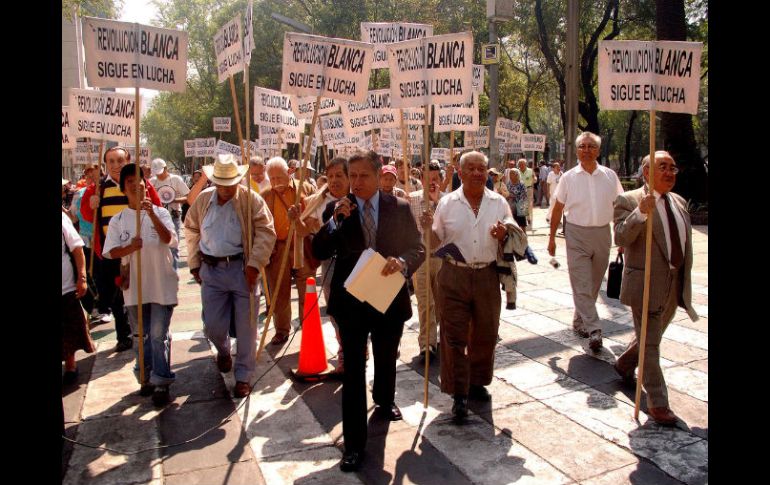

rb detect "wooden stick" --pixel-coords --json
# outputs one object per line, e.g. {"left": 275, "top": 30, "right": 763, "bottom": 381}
{"left": 229, "top": 75, "right": 245, "bottom": 158}
{"left": 634, "top": 110, "right": 656, "bottom": 420}
{"left": 134, "top": 87, "right": 145, "bottom": 386}
{"left": 243, "top": 58, "right": 258, "bottom": 331}
{"left": 422, "top": 104, "right": 431, "bottom": 408}
{"left": 88, "top": 139, "right": 104, "bottom": 278}
{"left": 399, "top": 110, "right": 411, "bottom": 194}
{"left": 293, "top": 99, "right": 322, "bottom": 269}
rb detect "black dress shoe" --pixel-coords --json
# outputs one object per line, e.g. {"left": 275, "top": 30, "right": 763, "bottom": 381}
{"left": 468, "top": 385, "right": 491, "bottom": 402}
{"left": 340, "top": 450, "right": 363, "bottom": 472}
{"left": 381, "top": 403, "right": 403, "bottom": 421}
{"left": 452, "top": 395, "right": 468, "bottom": 424}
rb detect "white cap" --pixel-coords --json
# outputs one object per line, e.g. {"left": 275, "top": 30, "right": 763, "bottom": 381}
{"left": 151, "top": 158, "right": 167, "bottom": 176}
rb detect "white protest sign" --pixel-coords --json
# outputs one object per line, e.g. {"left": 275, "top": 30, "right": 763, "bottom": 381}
{"left": 598, "top": 40, "right": 703, "bottom": 115}
{"left": 340, "top": 89, "right": 399, "bottom": 135}
{"left": 430, "top": 148, "right": 449, "bottom": 161}
{"left": 495, "top": 117, "right": 522, "bottom": 143}
{"left": 125, "top": 145, "right": 151, "bottom": 165}
{"left": 82, "top": 17, "right": 188, "bottom": 92}
{"left": 213, "top": 117, "right": 232, "bottom": 132}
{"left": 338, "top": 133, "right": 363, "bottom": 149}
{"left": 499, "top": 140, "right": 521, "bottom": 155}
{"left": 362, "top": 134, "right": 373, "bottom": 151}
{"left": 259, "top": 126, "right": 280, "bottom": 150}
{"left": 521, "top": 134, "right": 546, "bottom": 152}
{"left": 434, "top": 92, "right": 479, "bottom": 133}
{"left": 253, "top": 86, "right": 305, "bottom": 133}
{"left": 62, "top": 107, "right": 75, "bottom": 149}
{"left": 401, "top": 107, "right": 428, "bottom": 125}
{"left": 465, "top": 126, "right": 490, "bottom": 149}
{"left": 393, "top": 125, "right": 424, "bottom": 149}
{"left": 377, "top": 141, "right": 392, "bottom": 157}
{"left": 290, "top": 96, "right": 339, "bottom": 120}
{"left": 360, "top": 22, "right": 433, "bottom": 69}
{"left": 69, "top": 89, "right": 136, "bottom": 144}
{"left": 472, "top": 64, "right": 484, "bottom": 94}
{"left": 183, "top": 139, "right": 196, "bottom": 157}
{"left": 214, "top": 16, "right": 244, "bottom": 83}
{"left": 309, "top": 137, "right": 319, "bottom": 158}
{"left": 319, "top": 114, "right": 349, "bottom": 146}
{"left": 387, "top": 31, "right": 474, "bottom": 108}
{"left": 243, "top": 0, "right": 254, "bottom": 66}
{"left": 196, "top": 137, "right": 217, "bottom": 157}
{"left": 281, "top": 32, "right": 374, "bottom": 103}
{"left": 379, "top": 129, "right": 392, "bottom": 142}
{"left": 216, "top": 140, "right": 242, "bottom": 157}
{"left": 74, "top": 140, "right": 101, "bottom": 165}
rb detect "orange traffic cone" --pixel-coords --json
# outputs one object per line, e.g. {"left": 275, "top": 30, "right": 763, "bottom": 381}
{"left": 292, "top": 277, "right": 334, "bottom": 381}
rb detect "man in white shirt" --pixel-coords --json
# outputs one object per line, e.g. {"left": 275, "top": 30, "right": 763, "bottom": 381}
{"left": 548, "top": 132, "right": 624, "bottom": 351}
{"left": 428, "top": 151, "right": 513, "bottom": 423}
{"left": 537, "top": 161, "right": 550, "bottom": 207}
{"left": 150, "top": 158, "right": 191, "bottom": 270}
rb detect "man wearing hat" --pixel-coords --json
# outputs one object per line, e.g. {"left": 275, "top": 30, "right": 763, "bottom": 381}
{"left": 488, "top": 167, "right": 509, "bottom": 198}
{"left": 150, "top": 158, "right": 190, "bottom": 270}
{"left": 184, "top": 154, "right": 277, "bottom": 398}
{"left": 380, "top": 164, "right": 407, "bottom": 199}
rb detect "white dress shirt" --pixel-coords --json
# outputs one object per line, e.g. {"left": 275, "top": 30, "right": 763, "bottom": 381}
{"left": 554, "top": 163, "right": 623, "bottom": 227}
{"left": 432, "top": 187, "right": 513, "bottom": 264}
{"left": 634, "top": 191, "right": 687, "bottom": 269}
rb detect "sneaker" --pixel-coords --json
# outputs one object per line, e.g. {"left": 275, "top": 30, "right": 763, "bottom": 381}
{"left": 573, "top": 325, "right": 589, "bottom": 338}
{"left": 152, "top": 386, "right": 170, "bottom": 406}
{"left": 588, "top": 330, "right": 603, "bottom": 352}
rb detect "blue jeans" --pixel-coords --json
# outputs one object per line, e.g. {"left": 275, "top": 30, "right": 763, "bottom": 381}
{"left": 200, "top": 261, "right": 259, "bottom": 383}
{"left": 171, "top": 213, "right": 181, "bottom": 271}
{"left": 126, "top": 303, "right": 176, "bottom": 386}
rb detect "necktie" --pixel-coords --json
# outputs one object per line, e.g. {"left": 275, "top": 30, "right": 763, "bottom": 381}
{"left": 363, "top": 199, "right": 376, "bottom": 249}
{"left": 663, "top": 194, "right": 684, "bottom": 268}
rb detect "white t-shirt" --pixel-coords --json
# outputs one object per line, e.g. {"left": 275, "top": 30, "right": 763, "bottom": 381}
{"left": 547, "top": 171, "right": 562, "bottom": 192}
{"left": 62, "top": 212, "right": 85, "bottom": 295}
{"left": 432, "top": 187, "right": 513, "bottom": 265}
{"left": 102, "top": 207, "right": 179, "bottom": 306}
{"left": 553, "top": 163, "right": 624, "bottom": 227}
{"left": 150, "top": 173, "right": 190, "bottom": 211}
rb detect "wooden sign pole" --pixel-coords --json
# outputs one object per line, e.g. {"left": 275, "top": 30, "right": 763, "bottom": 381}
{"left": 422, "top": 104, "right": 432, "bottom": 408}
{"left": 399, "top": 111, "right": 411, "bottom": 194}
{"left": 133, "top": 87, "right": 146, "bottom": 386}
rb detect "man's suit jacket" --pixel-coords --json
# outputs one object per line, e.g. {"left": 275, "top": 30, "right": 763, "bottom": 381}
{"left": 312, "top": 190, "right": 425, "bottom": 322}
{"left": 613, "top": 187, "right": 698, "bottom": 321}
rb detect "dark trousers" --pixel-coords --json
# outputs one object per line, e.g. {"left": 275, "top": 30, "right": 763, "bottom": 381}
{"left": 438, "top": 263, "right": 501, "bottom": 396}
{"left": 337, "top": 306, "right": 404, "bottom": 453}
{"left": 96, "top": 256, "right": 131, "bottom": 343}
{"left": 79, "top": 246, "right": 97, "bottom": 315}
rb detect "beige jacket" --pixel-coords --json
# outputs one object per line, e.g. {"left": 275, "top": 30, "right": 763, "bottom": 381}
{"left": 184, "top": 185, "right": 276, "bottom": 272}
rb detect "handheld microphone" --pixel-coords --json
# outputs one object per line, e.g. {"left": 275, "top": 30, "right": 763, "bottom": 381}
{"left": 336, "top": 193, "right": 357, "bottom": 225}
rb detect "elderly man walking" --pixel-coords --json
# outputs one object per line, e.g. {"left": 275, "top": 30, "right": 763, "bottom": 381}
{"left": 184, "top": 154, "right": 276, "bottom": 398}
{"left": 150, "top": 158, "right": 190, "bottom": 270}
{"left": 548, "top": 132, "right": 624, "bottom": 351}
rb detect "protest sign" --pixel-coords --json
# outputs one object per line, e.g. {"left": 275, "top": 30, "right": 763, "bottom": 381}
{"left": 69, "top": 88, "right": 136, "bottom": 144}
{"left": 430, "top": 148, "right": 449, "bottom": 161}
{"left": 62, "top": 107, "right": 75, "bottom": 149}
{"left": 472, "top": 64, "right": 484, "bottom": 94}
{"left": 253, "top": 87, "right": 305, "bottom": 133}
{"left": 281, "top": 32, "right": 374, "bottom": 103}
{"left": 360, "top": 22, "right": 433, "bottom": 69}
{"left": 74, "top": 140, "right": 101, "bottom": 165}
{"left": 81, "top": 17, "right": 188, "bottom": 92}
{"left": 213, "top": 117, "right": 232, "bottom": 132}
{"left": 216, "top": 140, "right": 242, "bottom": 157}
{"left": 494, "top": 117, "right": 522, "bottom": 143}
{"left": 521, "top": 134, "right": 546, "bottom": 152}
{"left": 379, "top": 129, "right": 392, "bottom": 142}
{"left": 340, "top": 89, "right": 399, "bottom": 134}
{"left": 393, "top": 125, "right": 424, "bottom": 149}
{"left": 401, "top": 107, "right": 428, "bottom": 125}
{"left": 290, "top": 96, "right": 339, "bottom": 120}
{"left": 125, "top": 145, "right": 151, "bottom": 165}
{"left": 243, "top": 0, "right": 254, "bottom": 66}
{"left": 377, "top": 140, "right": 392, "bottom": 157}
{"left": 183, "top": 139, "right": 196, "bottom": 157}
{"left": 387, "top": 31, "right": 474, "bottom": 108}
{"left": 465, "top": 126, "right": 490, "bottom": 149}
{"left": 319, "top": 114, "right": 349, "bottom": 146}
{"left": 598, "top": 40, "right": 703, "bottom": 115}
{"left": 434, "top": 92, "right": 479, "bottom": 132}
{"left": 195, "top": 137, "right": 217, "bottom": 157}
{"left": 214, "top": 16, "right": 244, "bottom": 83}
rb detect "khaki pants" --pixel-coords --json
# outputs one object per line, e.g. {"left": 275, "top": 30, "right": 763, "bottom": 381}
{"left": 438, "top": 263, "right": 500, "bottom": 396}
{"left": 616, "top": 270, "right": 681, "bottom": 408}
{"left": 266, "top": 239, "right": 315, "bottom": 335}
{"left": 413, "top": 256, "right": 442, "bottom": 348}
{"left": 564, "top": 222, "right": 611, "bottom": 334}
{"left": 526, "top": 186, "right": 534, "bottom": 224}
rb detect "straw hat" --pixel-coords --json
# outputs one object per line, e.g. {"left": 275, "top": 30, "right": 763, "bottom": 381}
{"left": 202, "top": 154, "right": 248, "bottom": 186}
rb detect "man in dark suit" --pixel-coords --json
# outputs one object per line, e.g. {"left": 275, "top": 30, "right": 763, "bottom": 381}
{"left": 312, "top": 150, "right": 425, "bottom": 472}
{"left": 613, "top": 150, "right": 699, "bottom": 426}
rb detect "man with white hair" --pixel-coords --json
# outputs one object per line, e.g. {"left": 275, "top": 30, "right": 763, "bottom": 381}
{"left": 426, "top": 151, "right": 514, "bottom": 423}
{"left": 261, "top": 156, "right": 317, "bottom": 345}
{"left": 242, "top": 155, "right": 271, "bottom": 194}
{"left": 548, "top": 132, "right": 624, "bottom": 351}
{"left": 150, "top": 158, "right": 190, "bottom": 270}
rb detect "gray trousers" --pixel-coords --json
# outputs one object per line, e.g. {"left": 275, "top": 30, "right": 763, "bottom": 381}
{"left": 565, "top": 222, "right": 611, "bottom": 334}
{"left": 200, "top": 260, "right": 259, "bottom": 383}
{"left": 616, "top": 270, "right": 680, "bottom": 408}
{"left": 413, "top": 256, "right": 442, "bottom": 348}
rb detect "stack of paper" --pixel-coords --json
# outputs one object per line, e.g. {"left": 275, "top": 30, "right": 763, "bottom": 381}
{"left": 344, "top": 248, "right": 405, "bottom": 314}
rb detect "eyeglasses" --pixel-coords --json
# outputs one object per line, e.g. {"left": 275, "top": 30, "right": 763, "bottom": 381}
{"left": 655, "top": 165, "right": 679, "bottom": 174}
{"left": 577, "top": 144, "right": 598, "bottom": 150}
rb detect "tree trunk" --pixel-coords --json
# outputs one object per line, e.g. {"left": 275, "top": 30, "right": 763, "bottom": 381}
{"left": 656, "top": 0, "right": 707, "bottom": 203}
{"left": 623, "top": 111, "right": 638, "bottom": 176}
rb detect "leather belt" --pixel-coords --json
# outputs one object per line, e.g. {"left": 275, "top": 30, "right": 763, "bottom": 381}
{"left": 201, "top": 252, "right": 243, "bottom": 265}
{"left": 443, "top": 256, "right": 494, "bottom": 269}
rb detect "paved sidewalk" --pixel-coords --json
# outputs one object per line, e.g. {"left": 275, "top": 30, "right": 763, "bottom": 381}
{"left": 63, "top": 205, "right": 708, "bottom": 484}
